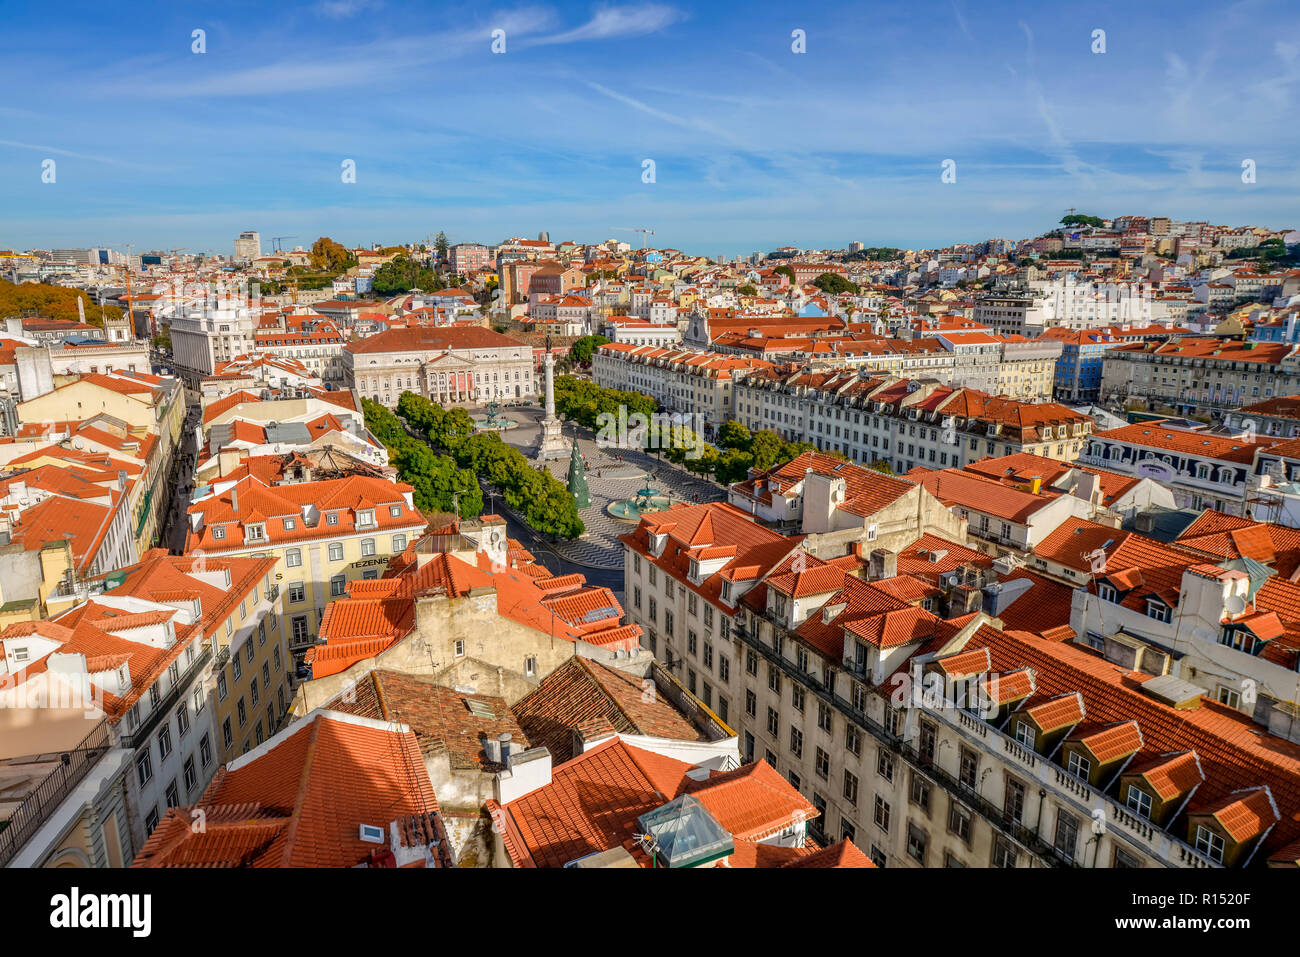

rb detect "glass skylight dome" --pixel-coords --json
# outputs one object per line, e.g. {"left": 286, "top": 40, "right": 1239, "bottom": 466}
{"left": 636, "top": 794, "right": 734, "bottom": 868}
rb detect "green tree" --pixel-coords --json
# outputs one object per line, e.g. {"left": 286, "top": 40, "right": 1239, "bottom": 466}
{"left": 372, "top": 256, "right": 444, "bottom": 296}
{"left": 773, "top": 265, "right": 795, "bottom": 283}
{"left": 716, "top": 419, "right": 752, "bottom": 451}
{"left": 813, "top": 273, "right": 859, "bottom": 295}
{"left": 714, "top": 448, "right": 754, "bottom": 485}
{"left": 749, "top": 430, "right": 786, "bottom": 471}
{"left": 736, "top": 283, "right": 757, "bottom": 296}
{"left": 384, "top": 393, "right": 584, "bottom": 538}
{"left": 435, "top": 231, "right": 450, "bottom": 261}
{"left": 684, "top": 448, "right": 718, "bottom": 480}
{"left": 569, "top": 334, "right": 611, "bottom": 366}
{"left": 1060, "top": 214, "right": 1104, "bottom": 229}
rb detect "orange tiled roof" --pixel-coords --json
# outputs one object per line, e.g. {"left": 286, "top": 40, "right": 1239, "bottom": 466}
{"left": 133, "top": 710, "right": 443, "bottom": 868}
{"left": 499, "top": 738, "right": 813, "bottom": 869}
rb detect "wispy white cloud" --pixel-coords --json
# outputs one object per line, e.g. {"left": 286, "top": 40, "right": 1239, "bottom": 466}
{"left": 93, "top": 8, "right": 556, "bottom": 97}
{"left": 951, "top": 1, "right": 971, "bottom": 39}
{"left": 584, "top": 80, "right": 737, "bottom": 142}
{"left": 525, "top": 4, "right": 685, "bottom": 46}
{"left": 0, "top": 138, "right": 154, "bottom": 170}
{"left": 315, "top": 0, "right": 383, "bottom": 19}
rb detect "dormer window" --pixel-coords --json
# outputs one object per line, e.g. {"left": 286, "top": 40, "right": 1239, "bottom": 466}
{"left": 246, "top": 524, "right": 265, "bottom": 542}
{"left": 1014, "top": 721, "right": 1035, "bottom": 750}
{"left": 357, "top": 509, "right": 376, "bottom": 528}
{"left": 1125, "top": 785, "right": 1152, "bottom": 820}
{"left": 1096, "top": 582, "right": 1117, "bottom": 603}
{"left": 212, "top": 526, "right": 226, "bottom": 541}
{"left": 326, "top": 512, "right": 339, "bottom": 526}
{"left": 1066, "top": 751, "right": 1091, "bottom": 781}
{"left": 1194, "top": 826, "right": 1225, "bottom": 864}
{"left": 773, "top": 593, "right": 788, "bottom": 620}
{"left": 284, "top": 517, "right": 296, "bottom": 531}
{"left": 1146, "top": 599, "right": 1171, "bottom": 624}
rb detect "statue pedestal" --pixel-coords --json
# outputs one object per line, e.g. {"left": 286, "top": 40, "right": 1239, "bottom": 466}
{"left": 534, "top": 416, "right": 568, "bottom": 461}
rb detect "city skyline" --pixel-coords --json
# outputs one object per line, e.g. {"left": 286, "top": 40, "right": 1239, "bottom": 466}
{"left": 4, "top": 0, "right": 1300, "bottom": 255}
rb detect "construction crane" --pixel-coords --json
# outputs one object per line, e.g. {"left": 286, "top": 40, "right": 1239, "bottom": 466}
{"left": 611, "top": 226, "right": 655, "bottom": 249}
{"left": 270, "top": 235, "right": 296, "bottom": 254}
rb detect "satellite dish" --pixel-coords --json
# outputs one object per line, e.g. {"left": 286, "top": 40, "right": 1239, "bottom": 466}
{"left": 1224, "top": 593, "right": 1247, "bottom": 617}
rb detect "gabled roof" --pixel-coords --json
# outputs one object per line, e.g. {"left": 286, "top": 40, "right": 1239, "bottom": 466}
{"left": 132, "top": 710, "right": 442, "bottom": 868}
{"left": 325, "top": 670, "right": 526, "bottom": 772}
{"left": 512, "top": 656, "right": 710, "bottom": 763}
{"left": 731, "top": 450, "right": 916, "bottom": 518}
{"left": 497, "top": 738, "right": 813, "bottom": 869}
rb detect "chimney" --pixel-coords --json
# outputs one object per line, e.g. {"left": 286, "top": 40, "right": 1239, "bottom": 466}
{"left": 498, "top": 732, "right": 512, "bottom": 764}
{"left": 229, "top": 485, "right": 239, "bottom": 513}
{"left": 1135, "top": 511, "right": 1155, "bottom": 534}
{"left": 495, "top": 746, "right": 553, "bottom": 805}
{"left": 1075, "top": 470, "right": 1098, "bottom": 506}
{"left": 869, "top": 548, "right": 897, "bottom": 580}
{"left": 483, "top": 734, "right": 501, "bottom": 764}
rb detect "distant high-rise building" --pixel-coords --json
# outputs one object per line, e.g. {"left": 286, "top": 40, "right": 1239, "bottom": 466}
{"left": 538, "top": 231, "right": 550, "bottom": 243}
{"left": 848, "top": 240, "right": 865, "bottom": 253}
{"left": 233, "top": 230, "right": 261, "bottom": 261}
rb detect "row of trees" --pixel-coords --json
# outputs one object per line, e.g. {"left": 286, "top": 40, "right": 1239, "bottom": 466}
{"left": 553, "top": 375, "right": 658, "bottom": 431}
{"left": 0, "top": 279, "right": 108, "bottom": 327}
{"left": 644, "top": 419, "right": 820, "bottom": 485}
{"left": 1060, "top": 213, "right": 1105, "bottom": 228}
{"left": 568, "top": 334, "right": 610, "bottom": 366}
{"left": 1226, "top": 238, "right": 1299, "bottom": 267}
{"left": 551, "top": 376, "right": 826, "bottom": 485}
{"left": 394, "top": 392, "right": 585, "bottom": 538}
{"left": 362, "top": 398, "right": 483, "bottom": 518}
{"left": 844, "top": 247, "right": 902, "bottom": 261}
{"left": 812, "top": 273, "right": 860, "bottom": 295}
{"left": 371, "top": 255, "right": 445, "bottom": 296}
{"left": 710, "top": 420, "right": 820, "bottom": 483}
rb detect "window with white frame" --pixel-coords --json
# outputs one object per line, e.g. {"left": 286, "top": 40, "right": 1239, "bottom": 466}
{"left": 1125, "top": 784, "right": 1152, "bottom": 820}
{"left": 1145, "top": 599, "right": 1171, "bottom": 624}
{"left": 1194, "top": 825, "right": 1225, "bottom": 863}
{"left": 1066, "top": 750, "right": 1091, "bottom": 781}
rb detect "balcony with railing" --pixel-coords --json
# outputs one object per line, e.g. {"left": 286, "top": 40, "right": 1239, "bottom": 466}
{"left": 0, "top": 720, "right": 112, "bottom": 867}
{"left": 119, "top": 643, "right": 213, "bottom": 751}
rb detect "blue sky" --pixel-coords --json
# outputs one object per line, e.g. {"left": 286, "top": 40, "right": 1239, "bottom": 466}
{"left": 2, "top": 0, "right": 1299, "bottom": 257}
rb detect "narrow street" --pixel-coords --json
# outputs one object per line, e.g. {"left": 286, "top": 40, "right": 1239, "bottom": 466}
{"left": 164, "top": 401, "right": 201, "bottom": 554}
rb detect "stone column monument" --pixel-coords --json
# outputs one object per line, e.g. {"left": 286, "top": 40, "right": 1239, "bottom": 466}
{"left": 534, "top": 335, "right": 568, "bottom": 461}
